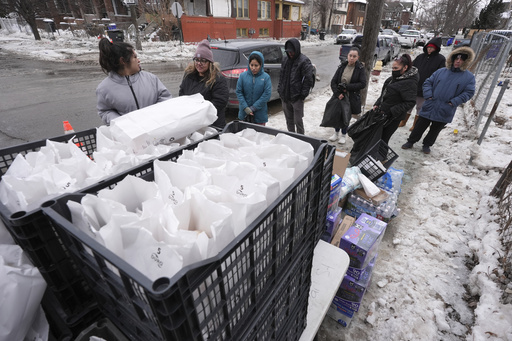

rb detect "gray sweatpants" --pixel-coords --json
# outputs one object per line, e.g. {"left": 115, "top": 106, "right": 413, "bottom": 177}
{"left": 281, "top": 98, "right": 305, "bottom": 135}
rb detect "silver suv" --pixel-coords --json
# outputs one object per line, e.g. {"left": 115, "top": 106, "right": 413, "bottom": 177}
{"left": 339, "top": 34, "right": 393, "bottom": 67}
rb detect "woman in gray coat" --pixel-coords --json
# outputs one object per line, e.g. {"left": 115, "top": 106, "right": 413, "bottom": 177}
{"left": 96, "top": 38, "right": 171, "bottom": 125}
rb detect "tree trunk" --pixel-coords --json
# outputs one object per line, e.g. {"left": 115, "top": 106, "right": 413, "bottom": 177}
{"left": 360, "top": 0, "right": 386, "bottom": 109}
{"left": 130, "top": 5, "right": 142, "bottom": 50}
{"left": 27, "top": 17, "right": 41, "bottom": 40}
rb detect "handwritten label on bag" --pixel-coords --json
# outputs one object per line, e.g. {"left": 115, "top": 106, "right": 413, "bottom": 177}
{"left": 236, "top": 185, "right": 248, "bottom": 197}
{"left": 168, "top": 190, "right": 178, "bottom": 205}
{"left": 151, "top": 247, "right": 163, "bottom": 268}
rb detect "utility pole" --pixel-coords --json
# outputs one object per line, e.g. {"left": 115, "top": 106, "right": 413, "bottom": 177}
{"left": 360, "top": 0, "right": 386, "bottom": 108}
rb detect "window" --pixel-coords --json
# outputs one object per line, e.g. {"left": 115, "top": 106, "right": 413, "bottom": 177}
{"left": 237, "top": 28, "right": 248, "bottom": 37}
{"left": 111, "top": 0, "right": 128, "bottom": 16}
{"left": 54, "top": 0, "right": 70, "bottom": 14}
{"left": 259, "top": 28, "right": 269, "bottom": 36}
{"left": 234, "top": 0, "right": 249, "bottom": 18}
{"left": 258, "top": 1, "right": 271, "bottom": 19}
{"left": 244, "top": 45, "right": 281, "bottom": 63}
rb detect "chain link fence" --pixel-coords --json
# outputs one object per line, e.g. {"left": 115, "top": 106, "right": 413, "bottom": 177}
{"left": 466, "top": 31, "right": 512, "bottom": 303}
{"left": 491, "top": 161, "right": 512, "bottom": 304}
{"left": 465, "top": 31, "right": 512, "bottom": 131}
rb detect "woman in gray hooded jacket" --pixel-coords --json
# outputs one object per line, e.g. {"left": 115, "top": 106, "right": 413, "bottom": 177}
{"left": 96, "top": 38, "right": 171, "bottom": 125}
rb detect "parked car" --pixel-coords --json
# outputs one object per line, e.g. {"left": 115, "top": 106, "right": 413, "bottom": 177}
{"left": 452, "top": 38, "right": 472, "bottom": 49}
{"left": 336, "top": 29, "right": 358, "bottom": 44}
{"left": 426, "top": 31, "right": 436, "bottom": 39}
{"left": 398, "top": 25, "right": 412, "bottom": 35}
{"left": 441, "top": 36, "right": 456, "bottom": 46}
{"left": 416, "top": 34, "right": 427, "bottom": 47}
{"left": 381, "top": 34, "right": 401, "bottom": 59}
{"left": 339, "top": 34, "right": 393, "bottom": 67}
{"left": 310, "top": 28, "right": 319, "bottom": 35}
{"left": 398, "top": 30, "right": 421, "bottom": 48}
{"left": 210, "top": 40, "right": 316, "bottom": 109}
{"left": 382, "top": 29, "right": 400, "bottom": 37}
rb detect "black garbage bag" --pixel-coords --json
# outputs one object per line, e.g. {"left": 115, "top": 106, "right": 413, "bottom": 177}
{"left": 341, "top": 97, "right": 351, "bottom": 128}
{"left": 347, "top": 109, "right": 387, "bottom": 165}
{"left": 320, "top": 96, "right": 351, "bottom": 129}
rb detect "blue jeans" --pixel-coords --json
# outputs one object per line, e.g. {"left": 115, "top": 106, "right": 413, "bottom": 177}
{"left": 335, "top": 127, "right": 347, "bottom": 134}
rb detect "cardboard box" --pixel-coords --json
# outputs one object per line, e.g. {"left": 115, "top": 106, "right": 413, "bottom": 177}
{"left": 338, "top": 213, "right": 387, "bottom": 269}
{"left": 354, "top": 188, "right": 389, "bottom": 206}
{"left": 324, "top": 207, "right": 343, "bottom": 243}
{"left": 332, "top": 150, "right": 350, "bottom": 178}
{"left": 331, "top": 215, "right": 355, "bottom": 248}
{"left": 327, "top": 300, "right": 355, "bottom": 328}
{"left": 335, "top": 255, "right": 377, "bottom": 311}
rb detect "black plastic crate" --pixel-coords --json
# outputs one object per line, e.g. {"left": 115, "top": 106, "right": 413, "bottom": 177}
{"left": 0, "top": 127, "right": 219, "bottom": 331}
{"left": 0, "top": 128, "right": 97, "bottom": 177}
{"left": 238, "top": 247, "right": 313, "bottom": 341}
{"left": 43, "top": 288, "right": 102, "bottom": 341}
{"left": 75, "top": 318, "right": 129, "bottom": 341}
{"left": 353, "top": 139, "right": 398, "bottom": 181}
{"left": 0, "top": 129, "right": 98, "bottom": 326}
{"left": 42, "top": 122, "right": 333, "bottom": 341}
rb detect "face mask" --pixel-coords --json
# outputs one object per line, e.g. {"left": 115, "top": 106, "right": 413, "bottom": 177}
{"left": 392, "top": 70, "right": 402, "bottom": 78}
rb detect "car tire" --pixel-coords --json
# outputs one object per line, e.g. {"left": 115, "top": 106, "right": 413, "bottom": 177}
{"left": 383, "top": 52, "right": 391, "bottom": 66}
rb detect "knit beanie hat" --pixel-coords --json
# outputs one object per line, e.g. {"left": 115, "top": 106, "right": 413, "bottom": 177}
{"left": 426, "top": 43, "right": 436, "bottom": 49}
{"left": 195, "top": 39, "right": 214, "bottom": 63}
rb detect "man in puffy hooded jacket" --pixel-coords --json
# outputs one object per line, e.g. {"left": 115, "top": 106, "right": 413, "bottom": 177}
{"left": 278, "top": 38, "right": 314, "bottom": 134}
{"left": 236, "top": 51, "right": 272, "bottom": 125}
{"left": 402, "top": 46, "right": 476, "bottom": 154}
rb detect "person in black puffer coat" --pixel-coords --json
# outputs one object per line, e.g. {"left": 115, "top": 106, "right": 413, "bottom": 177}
{"left": 278, "top": 38, "right": 314, "bottom": 135}
{"left": 399, "top": 37, "right": 446, "bottom": 130}
{"left": 179, "top": 39, "right": 229, "bottom": 128}
{"left": 372, "top": 53, "right": 418, "bottom": 145}
{"left": 327, "top": 47, "right": 367, "bottom": 144}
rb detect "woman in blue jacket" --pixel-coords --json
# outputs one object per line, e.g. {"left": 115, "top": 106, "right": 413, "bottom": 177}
{"left": 236, "top": 51, "right": 272, "bottom": 125}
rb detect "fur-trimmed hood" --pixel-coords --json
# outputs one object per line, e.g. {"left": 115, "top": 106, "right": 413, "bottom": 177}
{"left": 446, "top": 46, "right": 475, "bottom": 71}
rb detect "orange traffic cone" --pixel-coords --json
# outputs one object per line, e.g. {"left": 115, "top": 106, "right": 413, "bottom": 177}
{"left": 63, "top": 121, "right": 75, "bottom": 134}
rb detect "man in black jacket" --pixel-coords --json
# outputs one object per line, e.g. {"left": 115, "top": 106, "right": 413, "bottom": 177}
{"left": 278, "top": 38, "right": 314, "bottom": 135}
{"left": 399, "top": 37, "right": 446, "bottom": 131}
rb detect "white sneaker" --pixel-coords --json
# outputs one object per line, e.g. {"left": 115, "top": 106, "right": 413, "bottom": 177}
{"left": 328, "top": 132, "right": 339, "bottom": 142}
{"left": 338, "top": 134, "right": 347, "bottom": 144}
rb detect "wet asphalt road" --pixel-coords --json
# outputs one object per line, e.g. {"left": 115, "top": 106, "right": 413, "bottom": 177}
{"left": 0, "top": 43, "right": 340, "bottom": 148}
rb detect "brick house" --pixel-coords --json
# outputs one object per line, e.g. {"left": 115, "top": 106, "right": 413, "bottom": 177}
{"left": 16, "top": 0, "right": 305, "bottom": 43}
{"left": 346, "top": 0, "right": 366, "bottom": 33}
{"left": 331, "top": 0, "right": 350, "bottom": 35}
{"left": 180, "top": 0, "right": 305, "bottom": 42}
{"left": 381, "top": 1, "right": 414, "bottom": 30}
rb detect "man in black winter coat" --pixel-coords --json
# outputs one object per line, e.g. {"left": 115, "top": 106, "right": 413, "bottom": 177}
{"left": 278, "top": 38, "right": 314, "bottom": 135}
{"left": 399, "top": 37, "right": 446, "bottom": 130}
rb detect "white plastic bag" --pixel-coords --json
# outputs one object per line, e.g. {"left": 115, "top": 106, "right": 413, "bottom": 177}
{"left": 109, "top": 94, "right": 217, "bottom": 153}
{"left": 0, "top": 245, "right": 47, "bottom": 341}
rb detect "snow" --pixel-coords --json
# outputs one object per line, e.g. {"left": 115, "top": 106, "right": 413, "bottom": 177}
{"left": 1, "top": 28, "right": 512, "bottom": 340}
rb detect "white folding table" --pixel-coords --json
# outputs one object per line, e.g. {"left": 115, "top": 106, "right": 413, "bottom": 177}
{"left": 298, "top": 240, "right": 350, "bottom": 341}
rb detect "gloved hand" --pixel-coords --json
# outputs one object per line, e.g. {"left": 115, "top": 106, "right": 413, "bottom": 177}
{"left": 244, "top": 107, "right": 252, "bottom": 115}
{"left": 337, "top": 82, "right": 347, "bottom": 93}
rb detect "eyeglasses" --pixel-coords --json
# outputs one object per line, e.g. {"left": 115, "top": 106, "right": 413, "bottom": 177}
{"left": 454, "top": 54, "right": 468, "bottom": 61}
{"left": 193, "top": 58, "right": 209, "bottom": 64}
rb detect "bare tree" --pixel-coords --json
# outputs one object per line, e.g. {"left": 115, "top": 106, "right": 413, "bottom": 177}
{"left": 313, "top": 0, "right": 331, "bottom": 30}
{"left": 415, "top": 0, "right": 482, "bottom": 34}
{"left": 139, "top": 0, "right": 178, "bottom": 42}
{"left": 360, "top": 0, "right": 387, "bottom": 107}
{"left": 4, "top": 0, "right": 47, "bottom": 40}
